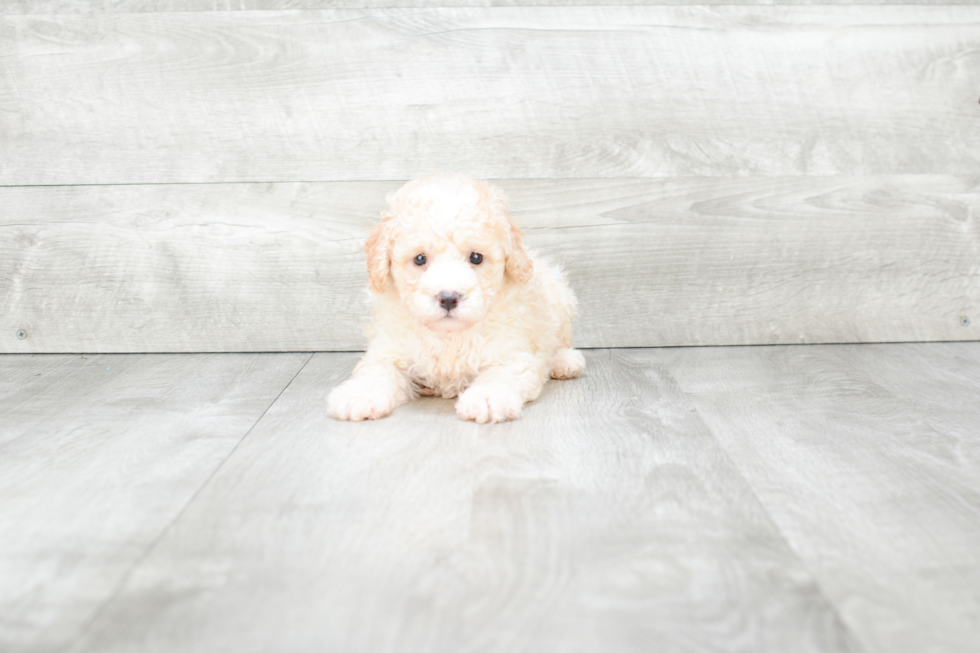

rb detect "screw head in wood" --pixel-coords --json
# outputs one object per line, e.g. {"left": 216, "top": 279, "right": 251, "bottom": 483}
{"left": 961, "top": 316, "right": 971, "bottom": 327}
{"left": 16, "top": 329, "right": 28, "bottom": 340}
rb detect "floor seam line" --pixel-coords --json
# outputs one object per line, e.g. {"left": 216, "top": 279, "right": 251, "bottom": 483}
{"left": 64, "top": 352, "right": 314, "bottom": 652}
{"left": 666, "top": 367, "right": 873, "bottom": 653}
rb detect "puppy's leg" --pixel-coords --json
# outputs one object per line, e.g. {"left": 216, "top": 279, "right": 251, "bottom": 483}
{"left": 455, "top": 356, "right": 548, "bottom": 424}
{"left": 548, "top": 284, "right": 584, "bottom": 379}
{"left": 550, "top": 348, "right": 585, "bottom": 379}
{"left": 328, "top": 361, "right": 412, "bottom": 421}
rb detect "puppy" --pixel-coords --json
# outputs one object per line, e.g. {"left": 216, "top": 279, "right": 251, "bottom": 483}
{"left": 327, "top": 173, "right": 584, "bottom": 423}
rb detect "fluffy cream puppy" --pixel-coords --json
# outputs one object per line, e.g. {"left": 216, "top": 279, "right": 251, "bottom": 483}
{"left": 327, "top": 173, "right": 584, "bottom": 423}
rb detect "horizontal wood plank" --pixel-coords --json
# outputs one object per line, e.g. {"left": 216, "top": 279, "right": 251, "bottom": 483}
{"left": 65, "top": 350, "right": 860, "bottom": 652}
{"left": 2, "top": 176, "right": 978, "bottom": 352}
{"left": 0, "top": 352, "right": 309, "bottom": 653}
{"left": 2, "top": 7, "right": 978, "bottom": 184}
{"left": 660, "top": 343, "right": 980, "bottom": 653}
{"left": 3, "top": 0, "right": 976, "bottom": 15}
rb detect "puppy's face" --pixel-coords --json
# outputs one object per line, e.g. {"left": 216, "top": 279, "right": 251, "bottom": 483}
{"left": 389, "top": 218, "right": 506, "bottom": 332}
{"left": 365, "top": 175, "right": 532, "bottom": 333}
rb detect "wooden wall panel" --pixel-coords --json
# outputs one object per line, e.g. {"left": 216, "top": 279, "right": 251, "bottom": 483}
{"left": 3, "top": 176, "right": 977, "bottom": 352}
{"left": 2, "top": 7, "right": 978, "bottom": 184}
{"left": 1, "top": 183, "right": 381, "bottom": 352}
{"left": 2, "top": 0, "right": 972, "bottom": 12}
{"left": 3, "top": 5, "right": 977, "bottom": 351}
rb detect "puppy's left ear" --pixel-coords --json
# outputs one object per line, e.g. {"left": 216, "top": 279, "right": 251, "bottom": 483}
{"left": 364, "top": 215, "right": 392, "bottom": 294}
{"left": 505, "top": 225, "right": 533, "bottom": 284}
{"left": 487, "top": 183, "right": 534, "bottom": 284}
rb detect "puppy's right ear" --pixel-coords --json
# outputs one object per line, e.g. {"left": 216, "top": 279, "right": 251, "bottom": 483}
{"left": 364, "top": 216, "right": 391, "bottom": 294}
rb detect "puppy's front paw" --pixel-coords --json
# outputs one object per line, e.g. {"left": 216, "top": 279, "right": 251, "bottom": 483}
{"left": 327, "top": 379, "right": 399, "bottom": 421}
{"left": 456, "top": 383, "right": 523, "bottom": 423}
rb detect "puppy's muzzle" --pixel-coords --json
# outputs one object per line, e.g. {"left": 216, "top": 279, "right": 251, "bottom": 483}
{"left": 438, "top": 291, "right": 461, "bottom": 312}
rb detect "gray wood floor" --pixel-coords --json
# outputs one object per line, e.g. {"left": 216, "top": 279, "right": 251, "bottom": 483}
{"left": 2, "top": 344, "right": 978, "bottom": 653}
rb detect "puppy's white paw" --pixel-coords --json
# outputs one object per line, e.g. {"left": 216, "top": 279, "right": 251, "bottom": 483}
{"left": 550, "top": 348, "right": 585, "bottom": 380}
{"left": 456, "top": 383, "right": 524, "bottom": 423}
{"left": 327, "top": 379, "right": 399, "bottom": 421}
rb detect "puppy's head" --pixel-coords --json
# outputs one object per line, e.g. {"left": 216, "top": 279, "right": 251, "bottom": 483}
{"left": 365, "top": 174, "right": 533, "bottom": 333}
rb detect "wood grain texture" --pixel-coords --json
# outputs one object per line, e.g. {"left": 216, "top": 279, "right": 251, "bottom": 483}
{"left": 0, "top": 352, "right": 309, "bottom": 653}
{"left": 3, "top": 0, "right": 973, "bottom": 12}
{"left": 1, "top": 182, "right": 381, "bottom": 353}
{"left": 64, "top": 350, "right": 860, "bottom": 653}
{"left": 660, "top": 343, "right": 980, "bottom": 653}
{"left": 2, "top": 7, "right": 979, "bottom": 184}
{"left": 3, "top": 176, "right": 977, "bottom": 352}
{"left": 838, "top": 343, "right": 980, "bottom": 443}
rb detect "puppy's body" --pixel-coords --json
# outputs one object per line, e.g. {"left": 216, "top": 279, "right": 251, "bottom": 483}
{"left": 328, "top": 174, "right": 583, "bottom": 423}
{"left": 368, "top": 250, "right": 577, "bottom": 400}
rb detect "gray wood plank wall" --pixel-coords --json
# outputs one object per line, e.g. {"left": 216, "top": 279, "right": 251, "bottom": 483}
{"left": 4, "top": 7, "right": 979, "bottom": 184}
{"left": 2, "top": 0, "right": 976, "bottom": 13}
{"left": 2, "top": 4, "right": 978, "bottom": 351}
{"left": 3, "top": 177, "right": 978, "bottom": 352}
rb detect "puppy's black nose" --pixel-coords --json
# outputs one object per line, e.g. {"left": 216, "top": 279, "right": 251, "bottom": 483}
{"left": 438, "top": 291, "right": 460, "bottom": 311}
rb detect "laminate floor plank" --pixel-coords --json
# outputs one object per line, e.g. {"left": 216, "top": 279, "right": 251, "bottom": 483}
{"left": 659, "top": 343, "right": 980, "bottom": 653}
{"left": 834, "top": 343, "right": 980, "bottom": 446}
{"left": 0, "top": 354, "right": 146, "bottom": 447}
{"left": 0, "top": 352, "right": 310, "bottom": 653}
{"left": 65, "top": 350, "right": 859, "bottom": 653}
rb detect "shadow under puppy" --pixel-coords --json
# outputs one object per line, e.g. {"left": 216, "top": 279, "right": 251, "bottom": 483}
{"left": 328, "top": 173, "right": 584, "bottom": 423}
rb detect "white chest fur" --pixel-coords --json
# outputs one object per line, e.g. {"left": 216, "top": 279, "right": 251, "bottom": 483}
{"left": 400, "top": 327, "right": 493, "bottom": 398}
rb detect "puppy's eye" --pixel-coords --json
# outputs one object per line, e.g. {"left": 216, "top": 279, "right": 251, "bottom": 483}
{"left": 414, "top": 254, "right": 427, "bottom": 266}
{"left": 469, "top": 252, "right": 483, "bottom": 265}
